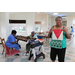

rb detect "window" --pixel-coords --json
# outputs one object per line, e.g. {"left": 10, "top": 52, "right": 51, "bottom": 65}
{"left": 11, "top": 24, "right": 18, "bottom": 32}
{"left": 18, "top": 24, "right": 26, "bottom": 32}
{"left": 9, "top": 20, "right": 26, "bottom": 34}
{"left": 10, "top": 24, "right": 26, "bottom": 33}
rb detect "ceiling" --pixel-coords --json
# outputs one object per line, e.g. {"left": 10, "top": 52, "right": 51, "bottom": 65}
{"left": 9, "top": 12, "right": 75, "bottom": 17}
{"left": 9, "top": 12, "right": 19, "bottom": 14}
{"left": 47, "top": 12, "right": 75, "bottom": 17}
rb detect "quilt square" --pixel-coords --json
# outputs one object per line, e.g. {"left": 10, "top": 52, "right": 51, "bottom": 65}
{"left": 52, "top": 29, "right": 63, "bottom": 40}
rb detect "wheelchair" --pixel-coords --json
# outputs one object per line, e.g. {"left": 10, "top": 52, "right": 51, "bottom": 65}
{"left": 28, "top": 40, "right": 45, "bottom": 62}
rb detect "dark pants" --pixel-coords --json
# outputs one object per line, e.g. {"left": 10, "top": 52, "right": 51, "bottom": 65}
{"left": 26, "top": 43, "right": 31, "bottom": 52}
{"left": 50, "top": 47, "right": 66, "bottom": 62}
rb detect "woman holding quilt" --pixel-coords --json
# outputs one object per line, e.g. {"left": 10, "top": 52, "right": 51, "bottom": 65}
{"left": 48, "top": 16, "right": 71, "bottom": 62}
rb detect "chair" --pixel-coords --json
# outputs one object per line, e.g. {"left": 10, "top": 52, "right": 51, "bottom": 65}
{"left": 37, "top": 35, "right": 43, "bottom": 39}
{"left": 0, "top": 37, "right": 5, "bottom": 55}
{"left": 1, "top": 38, "right": 20, "bottom": 57}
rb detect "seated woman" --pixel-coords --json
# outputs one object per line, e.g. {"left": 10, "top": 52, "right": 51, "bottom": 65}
{"left": 71, "top": 26, "right": 74, "bottom": 37}
{"left": 25, "top": 31, "right": 38, "bottom": 56}
{"left": 6, "top": 30, "right": 20, "bottom": 56}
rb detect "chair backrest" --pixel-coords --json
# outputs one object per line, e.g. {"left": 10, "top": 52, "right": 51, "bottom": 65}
{"left": 37, "top": 35, "right": 43, "bottom": 39}
{"left": 1, "top": 38, "right": 10, "bottom": 54}
{"left": 0, "top": 37, "right": 2, "bottom": 44}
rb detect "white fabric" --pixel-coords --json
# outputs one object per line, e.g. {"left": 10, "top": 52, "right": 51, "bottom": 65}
{"left": 52, "top": 31, "right": 63, "bottom": 40}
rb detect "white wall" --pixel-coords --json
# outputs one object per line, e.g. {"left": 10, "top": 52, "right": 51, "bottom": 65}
{"left": 26, "top": 13, "right": 35, "bottom": 35}
{"left": 9, "top": 12, "right": 27, "bottom": 20}
{"left": 0, "top": 12, "right": 9, "bottom": 40}
{"left": 48, "top": 15, "right": 52, "bottom": 30}
{"left": 66, "top": 15, "right": 75, "bottom": 27}
{"left": 35, "top": 14, "right": 48, "bottom": 33}
{"left": 66, "top": 15, "right": 75, "bottom": 31}
{"left": 41, "top": 14, "right": 48, "bottom": 33}
{"left": 51, "top": 17, "right": 56, "bottom": 27}
{"left": 35, "top": 15, "right": 41, "bottom": 21}
{"left": 9, "top": 12, "right": 35, "bottom": 35}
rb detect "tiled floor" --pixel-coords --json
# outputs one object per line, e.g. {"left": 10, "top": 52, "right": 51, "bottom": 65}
{"left": 0, "top": 36, "right": 75, "bottom": 62}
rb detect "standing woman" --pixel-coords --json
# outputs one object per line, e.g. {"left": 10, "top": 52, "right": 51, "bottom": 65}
{"left": 48, "top": 16, "right": 71, "bottom": 62}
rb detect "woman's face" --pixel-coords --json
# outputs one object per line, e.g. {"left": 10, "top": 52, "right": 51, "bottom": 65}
{"left": 12, "top": 34, "right": 16, "bottom": 36}
{"left": 56, "top": 18, "right": 62, "bottom": 26}
{"left": 31, "top": 33, "right": 34, "bottom": 37}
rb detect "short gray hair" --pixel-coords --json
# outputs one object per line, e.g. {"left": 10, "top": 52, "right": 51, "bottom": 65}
{"left": 55, "top": 16, "right": 62, "bottom": 21}
{"left": 31, "top": 31, "right": 35, "bottom": 34}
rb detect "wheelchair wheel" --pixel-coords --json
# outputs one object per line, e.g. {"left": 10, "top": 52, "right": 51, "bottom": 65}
{"left": 34, "top": 58, "right": 37, "bottom": 62}
{"left": 29, "top": 54, "right": 33, "bottom": 60}
{"left": 29, "top": 57, "right": 31, "bottom": 60}
{"left": 43, "top": 54, "right": 45, "bottom": 59}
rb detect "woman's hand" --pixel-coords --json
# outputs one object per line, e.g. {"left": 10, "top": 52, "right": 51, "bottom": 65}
{"left": 62, "top": 26, "right": 71, "bottom": 39}
{"left": 12, "top": 41, "right": 17, "bottom": 44}
{"left": 32, "top": 38, "right": 36, "bottom": 40}
{"left": 63, "top": 26, "right": 68, "bottom": 33}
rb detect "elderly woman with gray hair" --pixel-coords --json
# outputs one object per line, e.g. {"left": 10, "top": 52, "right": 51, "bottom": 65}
{"left": 48, "top": 16, "right": 71, "bottom": 62}
{"left": 25, "top": 31, "right": 38, "bottom": 56}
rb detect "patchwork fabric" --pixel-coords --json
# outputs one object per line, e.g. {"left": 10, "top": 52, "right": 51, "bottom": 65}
{"left": 52, "top": 29, "right": 63, "bottom": 40}
{"left": 51, "top": 29, "right": 63, "bottom": 49}
{"left": 51, "top": 40, "right": 62, "bottom": 49}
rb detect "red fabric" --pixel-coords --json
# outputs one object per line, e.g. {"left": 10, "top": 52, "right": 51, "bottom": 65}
{"left": 38, "top": 39, "right": 44, "bottom": 41}
{"left": 53, "top": 29, "right": 62, "bottom": 39}
{"left": 3, "top": 44, "right": 20, "bottom": 56}
{"left": 41, "top": 35, "right": 47, "bottom": 37}
{"left": 7, "top": 49, "right": 20, "bottom": 56}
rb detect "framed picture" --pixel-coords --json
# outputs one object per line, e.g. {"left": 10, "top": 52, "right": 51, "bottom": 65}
{"left": 35, "top": 25, "right": 41, "bottom": 32}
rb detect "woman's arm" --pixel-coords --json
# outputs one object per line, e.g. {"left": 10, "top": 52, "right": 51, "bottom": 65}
{"left": 12, "top": 41, "right": 17, "bottom": 44}
{"left": 48, "top": 27, "right": 53, "bottom": 38}
{"left": 63, "top": 26, "right": 71, "bottom": 39}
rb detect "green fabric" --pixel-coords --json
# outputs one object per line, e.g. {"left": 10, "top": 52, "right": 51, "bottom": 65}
{"left": 29, "top": 35, "right": 38, "bottom": 39}
{"left": 26, "top": 43, "right": 31, "bottom": 52}
{"left": 50, "top": 32, "right": 66, "bottom": 49}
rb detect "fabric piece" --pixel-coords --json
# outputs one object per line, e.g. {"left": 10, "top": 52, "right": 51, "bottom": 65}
{"left": 51, "top": 40, "right": 62, "bottom": 49}
{"left": 29, "top": 35, "right": 38, "bottom": 39}
{"left": 52, "top": 29, "right": 63, "bottom": 40}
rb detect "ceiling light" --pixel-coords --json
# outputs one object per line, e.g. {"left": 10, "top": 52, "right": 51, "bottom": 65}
{"left": 53, "top": 13, "right": 58, "bottom": 15}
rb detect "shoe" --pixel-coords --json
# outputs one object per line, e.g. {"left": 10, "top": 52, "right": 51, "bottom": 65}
{"left": 24, "top": 53, "right": 29, "bottom": 56}
{"left": 15, "top": 54, "right": 20, "bottom": 56}
{"left": 26, "top": 53, "right": 29, "bottom": 56}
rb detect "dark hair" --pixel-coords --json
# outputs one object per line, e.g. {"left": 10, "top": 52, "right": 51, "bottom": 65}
{"left": 55, "top": 16, "right": 62, "bottom": 21}
{"left": 11, "top": 30, "right": 17, "bottom": 34}
{"left": 71, "top": 26, "right": 73, "bottom": 28}
{"left": 31, "top": 31, "right": 35, "bottom": 34}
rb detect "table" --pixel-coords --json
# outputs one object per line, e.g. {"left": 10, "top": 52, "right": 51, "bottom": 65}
{"left": 15, "top": 35, "right": 30, "bottom": 42}
{"left": 38, "top": 34, "right": 49, "bottom": 42}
